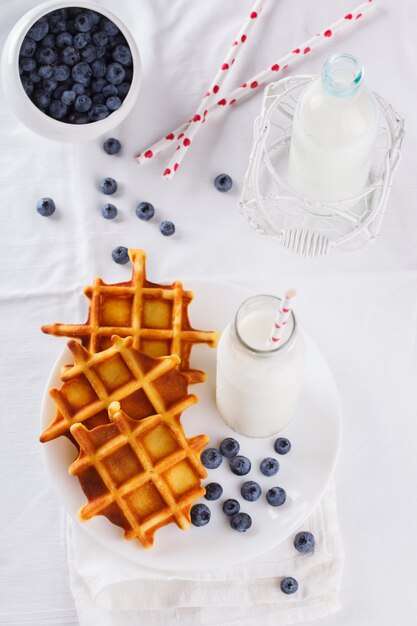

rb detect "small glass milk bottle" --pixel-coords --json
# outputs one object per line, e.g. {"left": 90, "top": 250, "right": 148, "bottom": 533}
{"left": 216, "top": 295, "right": 306, "bottom": 438}
{"left": 287, "top": 53, "right": 378, "bottom": 213}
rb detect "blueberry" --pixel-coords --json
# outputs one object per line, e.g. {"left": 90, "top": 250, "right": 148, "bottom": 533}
{"left": 99, "top": 177, "right": 117, "bottom": 195}
{"left": 106, "top": 62, "right": 125, "bottom": 85}
{"left": 27, "top": 18, "right": 49, "bottom": 42}
{"left": 135, "top": 201, "right": 154, "bottom": 221}
{"left": 159, "top": 221, "right": 175, "bottom": 237}
{"left": 73, "top": 32, "right": 90, "bottom": 49}
{"left": 74, "top": 12, "right": 92, "bottom": 33}
{"left": 274, "top": 437, "right": 291, "bottom": 455}
{"left": 222, "top": 499, "right": 240, "bottom": 516}
{"left": 219, "top": 437, "right": 240, "bottom": 458}
{"left": 87, "top": 10, "right": 101, "bottom": 26}
{"left": 81, "top": 44, "right": 98, "bottom": 63}
{"left": 190, "top": 503, "right": 211, "bottom": 527}
{"left": 20, "top": 36, "right": 36, "bottom": 58}
{"left": 53, "top": 85, "right": 67, "bottom": 100}
{"left": 266, "top": 486, "right": 286, "bottom": 507}
{"left": 74, "top": 94, "right": 92, "bottom": 112}
{"left": 103, "top": 84, "right": 118, "bottom": 98}
{"left": 241, "top": 481, "right": 262, "bottom": 502}
{"left": 117, "top": 82, "right": 130, "bottom": 98}
{"left": 92, "top": 93, "right": 105, "bottom": 105}
{"left": 103, "top": 137, "right": 121, "bottom": 155}
{"left": 61, "top": 90, "right": 76, "bottom": 106}
{"left": 204, "top": 482, "right": 223, "bottom": 501}
{"left": 71, "top": 62, "right": 92, "bottom": 85}
{"left": 36, "top": 47, "right": 58, "bottom": 65}
{"left": 294, "top": 531, "right": 315, "bottom": 554}
{"left": 56, "top": 32, "right": 73, "bottom": 48}
{"left": 229, "top": 455, "right": 251, "bottom": 476}
{"left": 201, "top": 448, "right": 222, "bottom": 470}
{"left": 29, "top": 71, "right": 41, "bottom": 84}
{"left": 38, "top": 65, "right": 54, "bottom": 79}
{"left": 280, "top": 577, "right": 298, "bottom": 595}
{"left": 21, "top": 76, "right": 34, "bottom": 96}
{"left": 42, "top": 78, "right": 58, "bottom": 94}
{"left": 112, "top": 246, "right": 129, "bottom": 264}
{"left": 93, "top": 31, "right": 108, "bottom": 46}
{"left": 41, "top": 34, "right": 55, "bottom": 48}
{"left": 112, "top": 44, "right": 132, "bottom": 66}
{"left": 49, "top": 99, "right": 67, "bottom": 120}
{"left": 34, "top": 89, "right": 50, "bottom": 109}
{"left": 92, "top": 78, "right": 107, "bottom": 93}
{"left": 36, "top": 197, "right": 55, "bottom": 216}
{"left": 88, "top": 104, "right": 110, "bottom": 121}
{"left": 230, "top": 512, "right": 252, "bottom": 532}
{"left": 19, "top": 58, "right": 37, "bottom": 72}
{"left": 214, "top": 173, "right": 233, "bottom": 192}
{"left": 101, "top": 17, "right": 119, "bottom": 36}
{"left": 101, "top": 203, "right": 117, "bottom": 219}
{"left": 91, "top": 59, "right": 107, "bottom": 78}
{"left": 54, "top": 64, "right": 70, "bottom": 82}
{"left": 260, "top": 457, "right": 279, "bottom": 477}
{"left": 49, "top": 13, "right": 66, "bottom": 34}
{"left": 72, "top": 83, "right": 85, "bottom": 95}
{"left": 95, "top": 45, "right": 106, "bottom": 60}
{"left": 61, "top": 46, "right": 80, "bottom": 66}
{"left": 106, "top": 96, "right": 121, "bottom": 111}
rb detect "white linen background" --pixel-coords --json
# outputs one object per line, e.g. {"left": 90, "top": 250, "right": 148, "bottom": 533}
{"left": 1, "top": 0, "right": 417, "bottom": 624}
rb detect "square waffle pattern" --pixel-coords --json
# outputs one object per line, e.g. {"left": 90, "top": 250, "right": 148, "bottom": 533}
{"left": 41, "top": 249, "right": 219, "bottom": 384}
{"left": 70, "top": 403, "right": 208, "bottom": 549}
{"left": 40, "top": 335, "right": 197, "bottom": 443}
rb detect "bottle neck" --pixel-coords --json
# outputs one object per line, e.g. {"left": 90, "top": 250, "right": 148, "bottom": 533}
{"left": 322, "top": 53, "right": 364, "bottom": 99}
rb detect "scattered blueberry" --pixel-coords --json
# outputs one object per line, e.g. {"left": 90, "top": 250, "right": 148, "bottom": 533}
{"left": 229, "top": 455, "right": 251, "bottom": 476}
{"left": 101, "top": 203, "right": 117, "bottom": 219}
{"left": 112, "top": 246, "right": 129, "bottom": 264}
{"left": 191, "top": 503, "right": 211, "bottom": 527}
{"left": 266, "top": 486, "right": 286, "bottom": 507}
{"left": 201, "top": 448, "right": 223, "bottom": 470}
{"left": 219, "top": 437, "right": 240, "bottom": 458}
{"left": 36, "top": 197, "right": 55, "bottom": 216}
{"left": 103, "top": 137, "right": 121, "bottom": 155}
{"left": 222, "top": 499, "right": 240, "bottom": 516}
{"left": 274, "top": 437, "right": 292, "bottom": 455}
{"left": 230, "top": 512, "right": 252, "bottom": 532}
{"left": 260, "top": 457, "right": 279, "bottom": 477}
{"left": 99, "top": 177, "right": 117, "bottom": 195}
{"left": 294, "top": 531, "right": 315, "bottom": 554}
{"left": 214, "top": 173, "right": 233, "bottom": 192}
{"left": 280, "top": 577, "right": 298, "bottom": 595}
{"left": 241, "top": 481, "right": 262, "bottom": 502}
{"left": 204, "top": 482, "right": 223, "bottom": 501}
{"left": 135, "top": 201, "right": 154, "bottom": 221}
{"left": 160, "top": 220, "right": 175, "bottom": 237}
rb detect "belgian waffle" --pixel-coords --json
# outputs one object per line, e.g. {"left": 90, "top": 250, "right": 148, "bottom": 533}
{"left": 41, "top": 249, "right": 219, "bottom": 384}
{"left": 40, "top": 335, "right": 197, "bottom": 443}
{"left": 70, "top": 402, "right": 208, "bottom": 549}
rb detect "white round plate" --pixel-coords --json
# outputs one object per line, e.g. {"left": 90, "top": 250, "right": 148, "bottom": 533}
{"left": 41, "top": 279, "right": 342, "bottom": 572}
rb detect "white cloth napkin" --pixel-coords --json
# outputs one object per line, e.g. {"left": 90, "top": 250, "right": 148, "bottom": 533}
{"left": 67, "top": 480, "right": 343, "bottom": 626}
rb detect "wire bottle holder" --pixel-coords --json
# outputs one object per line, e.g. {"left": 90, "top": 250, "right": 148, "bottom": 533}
{"left": 239, "top": 75, "right": 405, "bottom": 257}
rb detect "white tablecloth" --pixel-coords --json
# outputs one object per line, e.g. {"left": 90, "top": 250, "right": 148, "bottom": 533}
{"left": 1, "top": 0, "right": 417, "bottom": 624}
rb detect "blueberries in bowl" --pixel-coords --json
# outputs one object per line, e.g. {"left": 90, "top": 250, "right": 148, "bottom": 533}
{"left": 18, "top": 7, "right": 134, "bottom": 124}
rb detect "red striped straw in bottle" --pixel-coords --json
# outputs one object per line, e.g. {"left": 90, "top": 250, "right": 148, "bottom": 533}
{"left": 268, "top": 289, "right": 297, "bottom": 346}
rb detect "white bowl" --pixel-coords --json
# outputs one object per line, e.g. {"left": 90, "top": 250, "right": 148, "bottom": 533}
{"left": 0, "top": 0, "right": 141, "bottom": 142}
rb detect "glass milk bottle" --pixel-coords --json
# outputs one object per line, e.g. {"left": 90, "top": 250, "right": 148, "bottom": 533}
{"left": 287, "top": 53, "right": 378, "bottom": 213}
{"left": 216, "top": 295, "right": 306, "bottom": 438}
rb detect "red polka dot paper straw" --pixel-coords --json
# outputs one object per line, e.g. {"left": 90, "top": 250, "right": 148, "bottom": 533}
{"left": 268, "top": 289, "right": 297, "bottom": 346}
{"left": 135, "top": 0, "right": 376, "bottom": 168}
{"left": 162, "top": 0, "right": 268, "bottom": 180}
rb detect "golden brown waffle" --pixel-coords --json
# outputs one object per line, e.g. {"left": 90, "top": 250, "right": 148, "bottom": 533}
{"left": 70, "top": 402, "right": 208, "bottom": 549}
{"left": 40, "top": 335, "right": 197, "bottom": 443}
{"left": 41, "top": 249, "right": 219, "bottom": 384}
